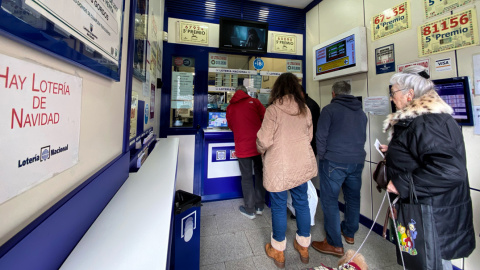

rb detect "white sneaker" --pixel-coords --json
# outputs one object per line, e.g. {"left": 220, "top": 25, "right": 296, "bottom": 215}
{"left": 256, "top": 207, "right": 264, "bottom": 215}
{"left": 239, "top": 206, "right": 256, "bottom": 219}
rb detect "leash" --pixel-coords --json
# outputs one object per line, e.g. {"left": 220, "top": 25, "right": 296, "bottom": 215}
{"left": 344, "top": 192, "right": 406, "bottom": 270}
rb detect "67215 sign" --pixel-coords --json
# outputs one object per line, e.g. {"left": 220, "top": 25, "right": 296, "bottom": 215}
{"left": 418, "top": 8, "right": 479, "bottom": 57}
{"left": 371, "top": 1, "right": 411, "bottom": 41}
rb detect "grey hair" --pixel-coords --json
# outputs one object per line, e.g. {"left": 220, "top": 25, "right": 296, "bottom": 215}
{"left": 236, "top": 85, "right": 247, "bottom": 93}
{"left": 332, "top": 81, "right": 351, "bottom": 95}
{"left": 389, "top": 66, "right": 435, "bottom": 98}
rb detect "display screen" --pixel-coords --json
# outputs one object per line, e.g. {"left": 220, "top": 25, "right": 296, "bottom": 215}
{"left": 433, "top": 77, "right": 473, "bottom": 125}
{"left": 219, "top": 18, "right": 268, "bottom": 53}
{"left": 315, "top": 34, "right": 356, "bottom": 76}
{"left": 208, "top": 112, "right": 228, "bottom": 128}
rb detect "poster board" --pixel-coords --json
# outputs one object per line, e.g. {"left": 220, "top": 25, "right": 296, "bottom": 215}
{"left": 0, "top": 0, "right": 126, "bottom": 81}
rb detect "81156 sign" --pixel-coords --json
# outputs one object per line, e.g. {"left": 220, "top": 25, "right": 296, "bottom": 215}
{"left": 371, "top": 1, "right": 411, "bottom": 41}
{"left": 418, "top": 8, "right": 479, "bottom": 57}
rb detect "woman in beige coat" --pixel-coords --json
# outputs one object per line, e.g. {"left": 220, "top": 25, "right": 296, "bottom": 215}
{"left": 257, "top": 72, "right": 318, "bottom": 268}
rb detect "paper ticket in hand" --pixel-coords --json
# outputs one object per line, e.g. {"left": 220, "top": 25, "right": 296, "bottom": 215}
{"left": 374, "top": 139, "right": 385, "bottom": 158}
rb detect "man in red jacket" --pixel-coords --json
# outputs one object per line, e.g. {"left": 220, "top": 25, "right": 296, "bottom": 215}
{"left": 226, "top": 85, "right": 266, "bottom": 219}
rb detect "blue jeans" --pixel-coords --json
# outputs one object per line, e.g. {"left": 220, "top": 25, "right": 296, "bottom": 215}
{"left": 319, "top": 159, "right": 363, "bottom": 248}
{"left": 270, "top": 182, "right": 310, "bottom": 242}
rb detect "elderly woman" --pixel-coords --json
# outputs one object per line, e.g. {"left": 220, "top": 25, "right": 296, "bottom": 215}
{"left": 257, "top": 72, "right": 317, "bottom": 268}
{"left": 381, "top": 66, "right": 475, "bottom": 270}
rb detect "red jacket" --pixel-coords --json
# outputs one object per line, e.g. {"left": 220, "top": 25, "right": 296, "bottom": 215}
{"left": 226, "top": 90, "right": 265, "bottom": 158}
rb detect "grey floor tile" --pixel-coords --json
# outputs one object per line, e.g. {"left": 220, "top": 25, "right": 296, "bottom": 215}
{"left": 224, "top": 257, "right": 257, "bottom": 270}
{"left": 200, "top": 231, "right": 253, "bottom": 266}
{"left": 215, "top": 210, "right": 270, "bottom": 235}
{"left": 201, "top": 214, "right": 218, "bottom": 237}
{"left": 201, "top": 198, "right": 403, "bottom": 270}
{"left": 202, "top": 200, "right": 235, "bottom": 217}
{"left": 200, "top": 262, "right": 226, "bottom": 270}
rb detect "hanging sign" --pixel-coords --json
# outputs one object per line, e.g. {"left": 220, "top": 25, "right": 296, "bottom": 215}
{"left": 372, "top": 1, "right": 411, "bottom": 41}
{"left": 0, "top": 53, "right": 82, "bottom": 204}
{"left": 178, "top": 21, "right": 208, "bottom": 45}
{"left": 25, "top": 0, "right": 124, "bottom": 63}
{"left": 272, "top": 34, "right": 297, "bottom": 53}
{"left": 286, "top": 60, "right": 302, "bottom": 72}
{"left": 208, "top": 68, "right": 257, "bottom": 75}
{"left": 424, "top": 0, "right": 472, "bottom": 19}
{"left": 397, "top": 59, "right": 430, "bottom": 75}
{"left": 375, "top": 44, "right": 395, "bottom": 74}
{"left": 171, "top": 72, "right": 194, "bottom": 101}
{"left": 418, "top": 8, "right": 479, "bottom": 57}
{"left": 209, "top": 53, "right": 228, "bottom": 68}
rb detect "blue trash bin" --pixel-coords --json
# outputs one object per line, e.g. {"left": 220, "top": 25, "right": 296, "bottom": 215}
{"left": 172, "top": 190, "right": 202, "bottom": 270}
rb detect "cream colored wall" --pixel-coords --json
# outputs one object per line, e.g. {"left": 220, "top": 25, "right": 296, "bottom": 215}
{"left": 0, "top": 1, "right": 132, "bottom": 247}
{"left": 307, "top": 0, "right": 480, "bottom": 269}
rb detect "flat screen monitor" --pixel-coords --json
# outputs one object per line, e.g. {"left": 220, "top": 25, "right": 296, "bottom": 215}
{"left": 389, "top": 76, "right": 473, "bottom": 126}
{"left": 208, "top": 112, "right": 228, "bottom": 128}
{"left": 219, "top": 17, "right": 268, "bottom": 54}
{"left": 433, "top": 77, "right": 474, "bottom": 126}
{"left": 313, "top": 27, "right": 367, "bottom": 81}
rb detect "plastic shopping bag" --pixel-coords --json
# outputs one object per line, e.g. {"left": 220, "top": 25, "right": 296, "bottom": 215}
{"left": 287, "top": 180, "right": 318, "bottom": 226}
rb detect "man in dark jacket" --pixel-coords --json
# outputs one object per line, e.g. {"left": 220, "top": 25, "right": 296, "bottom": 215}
{"left": 311, "top": 81, "right": 367, "bottom": 257}
{"left": 226, "top": 85, "right": 266, "bottom": 219}
{"left": 304, "top": 92, "right": 320, "bottom": 156}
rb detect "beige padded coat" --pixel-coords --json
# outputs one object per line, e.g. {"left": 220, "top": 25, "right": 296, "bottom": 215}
{"left": 256, "top": 95, "right": 318, "bottom": 192}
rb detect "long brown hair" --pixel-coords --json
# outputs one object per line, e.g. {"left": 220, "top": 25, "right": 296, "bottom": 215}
{"left": 268, "top": 72, "right": 307, "bottom": 115}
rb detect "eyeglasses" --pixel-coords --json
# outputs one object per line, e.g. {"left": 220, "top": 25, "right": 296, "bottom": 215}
{"left": 389, "top": 88, "right": 405, "bottom": 98}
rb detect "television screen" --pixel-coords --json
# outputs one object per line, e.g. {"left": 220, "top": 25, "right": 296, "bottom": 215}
{"left": 313, "top": 27, "right": 367, "bottom": 81}
{"left": 219, "top": 18, "right": 268, "bottom": 54}
{"left": 389, "top": 77, "right": 473, "bottom": 126}
{"left": 208, "top": 112, "right": 228, "bottom": 128}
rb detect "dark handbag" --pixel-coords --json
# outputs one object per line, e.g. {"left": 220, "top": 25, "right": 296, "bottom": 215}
{"left": 394, "top": 179, "right": 442, "bottom": 270}
{"left": 373, "top": 158, "right": 388, "bottom": 192}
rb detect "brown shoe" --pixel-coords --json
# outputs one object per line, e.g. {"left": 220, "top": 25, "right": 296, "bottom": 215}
{"left": 294, "top": 239, "right": 309, "bottom": 264}
{"left": 341, "top": 229, "right": 355, "bottom": 244}
{"left": 265, "top": 243, "right": 285, "bottom": 268}
{"left": 311, "top": 239, "right": 344, "bottom": 257}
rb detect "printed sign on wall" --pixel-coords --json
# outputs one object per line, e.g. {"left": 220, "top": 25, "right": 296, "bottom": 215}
{"left": 272, "top": 34, "right": 297, "bottom": 53}
{"left": 209, "top": 53, "right": 228, "bottom": 68}
{"left": 424, "top": 0, "right": 472, "bottom": 19}
{"left": 178, "top": 21, "right": 208, "bottom": 45}
{"left": 418, "top": 8, "right": 479, "bottom": 57}
{"left": 0, "top": 53, "right": 82, "bottom": 204}
{"left": 397, "top": 59, "right": 430, "bottom": 75}
{"left": 372, "top": 1, "right": 411, "bottom": 41}
{"left": 25, "top": 0, "right": 124, "bottom": 63}
{"left": 375, "top": 44, "right": 395, "bottom": 74}
{"left": 286, "top": 60, "right": 302, "bottom": 73}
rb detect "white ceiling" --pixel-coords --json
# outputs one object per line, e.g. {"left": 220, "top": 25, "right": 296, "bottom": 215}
{"left": 249, "top": 0, "right": 314, "bottom": 9}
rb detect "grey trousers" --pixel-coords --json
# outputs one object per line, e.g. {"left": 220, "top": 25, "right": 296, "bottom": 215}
{"left": 238, "top": 155, "right": 266, "bottom": 214}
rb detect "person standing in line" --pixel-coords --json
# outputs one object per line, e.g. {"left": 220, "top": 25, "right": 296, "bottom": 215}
{"left": 257, "top": 73, "right": 317, "bottom": 268}
{"left": 226, "top": 85, "right": 266, "bottom": 219}
{"left": 311, "top": 81, "right": 367, "bottom": 257}
{"left": 381, "top": 66, "right": 475, "bottom": 270}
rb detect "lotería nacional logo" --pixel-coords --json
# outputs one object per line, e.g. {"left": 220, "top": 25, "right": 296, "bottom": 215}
{"left": 18, "top": 144, "right": 69, "bottom": 168}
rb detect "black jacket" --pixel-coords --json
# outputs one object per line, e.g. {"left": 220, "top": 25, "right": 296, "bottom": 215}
{"left": 316, "top": 94, "right": 367, "bottom": 163}
{"left": 384, "top": 90, "right": 475, "bottom": 260}
{"left": 305, "top": 93, "right": 320, "bottom": 155}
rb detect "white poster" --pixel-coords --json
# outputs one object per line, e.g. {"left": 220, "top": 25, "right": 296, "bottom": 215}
{"left": 209, "top": 54, "right": 228, "bottom": 68}
{"left": 171, "top": 72, "right": 194, "bottom": 100}
{"left": 0, "top": 53, "right": 82, "bottom": 204}
{"left": 397, "top": 59, "right": 430, "bottom": 75}
{"left": 25, "top": 0, "right": 124, "bottom": 63}
{"left": 364, "top": 96, "right": 390, "bottom": 115}
{"left": 286, "top": 60, "right": 302, "bottom": 73}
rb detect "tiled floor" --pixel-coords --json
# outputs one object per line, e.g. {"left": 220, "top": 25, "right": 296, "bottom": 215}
{"left": 200, "top": 198, "right": 404, "bottom": 270}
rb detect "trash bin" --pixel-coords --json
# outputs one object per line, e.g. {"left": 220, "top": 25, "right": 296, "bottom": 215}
{"left": 172, "top": 190, "right": 202, "bottom": 270}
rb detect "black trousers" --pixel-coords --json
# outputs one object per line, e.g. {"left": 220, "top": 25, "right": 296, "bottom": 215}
{"left": 237, "top": 155, "right": 266, "bottom": 214}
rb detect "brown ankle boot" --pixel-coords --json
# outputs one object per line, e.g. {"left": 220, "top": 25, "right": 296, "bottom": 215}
{"left": 294, "top": 239, "right": 309, "bottom": 264}
{"left": 265, "top": 243, "right": 285, "bottom": 268}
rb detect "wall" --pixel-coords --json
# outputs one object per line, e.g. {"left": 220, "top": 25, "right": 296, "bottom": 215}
{"left": 0, "top": 1, "right": 131, "bottom": 248}
{"left": 306, "top": 0, "right": 480, "bottom": 269}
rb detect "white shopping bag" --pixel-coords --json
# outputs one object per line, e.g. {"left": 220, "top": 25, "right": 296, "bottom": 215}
{"left": 287, "top": 180, "right": 318, "bottom": 226}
